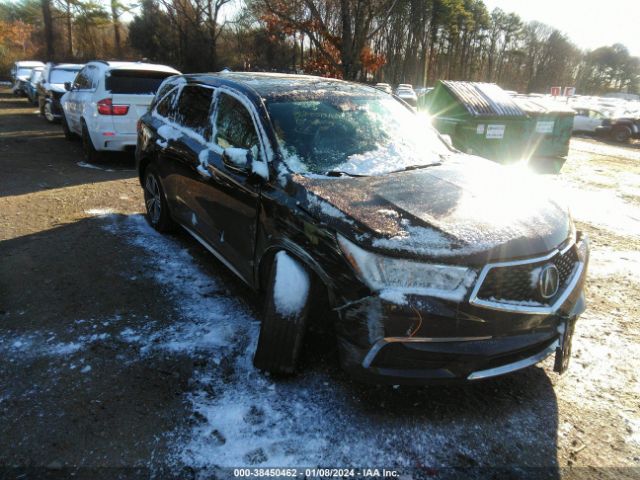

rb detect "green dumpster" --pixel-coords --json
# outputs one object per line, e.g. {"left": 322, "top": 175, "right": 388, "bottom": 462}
{"left": 513, "top": 96, "right": 575, "bottom": 158}
{"left": 422, "top": 81, "right": 530, "bottom": 164}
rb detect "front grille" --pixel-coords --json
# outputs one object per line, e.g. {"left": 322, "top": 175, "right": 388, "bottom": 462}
{"left": 476, "top": 247, "right": 578, "bottom": 305}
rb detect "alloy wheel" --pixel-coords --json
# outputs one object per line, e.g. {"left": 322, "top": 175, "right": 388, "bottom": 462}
{"left": 44, "top": 102, "right": 55, "bottom": 122}
{"left": 145, "top": 174, "right": 162, "bottom": 224}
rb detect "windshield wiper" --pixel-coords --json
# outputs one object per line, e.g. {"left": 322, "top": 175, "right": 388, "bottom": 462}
{"left": 388, "top": 162, "right": 442, "bottom": 174}
{"left": 325, "top": 170, "right": 367, "bottom": 177}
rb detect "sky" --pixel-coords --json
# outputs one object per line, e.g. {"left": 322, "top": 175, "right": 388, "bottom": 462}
{"left": 483, "top": 0, "right": 640, "bottom": 56}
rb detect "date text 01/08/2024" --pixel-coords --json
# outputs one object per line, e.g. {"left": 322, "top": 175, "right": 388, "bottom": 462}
{"left": 233, "top": 468, "right": 401, "bottom": 478}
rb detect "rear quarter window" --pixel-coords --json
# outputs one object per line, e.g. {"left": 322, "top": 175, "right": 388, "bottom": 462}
{"left": 155, "top": 88, "right": 179, "bottom": 119}
{"left": 106, "top": 70, "right": 176, "bottom": 95}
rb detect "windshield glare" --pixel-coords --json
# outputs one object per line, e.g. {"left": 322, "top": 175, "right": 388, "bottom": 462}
{"left": 50, "top": 69, "right": 80, "bottom": 84}
{"left": 266, "top": 94, "right": 448, "bottom": 176}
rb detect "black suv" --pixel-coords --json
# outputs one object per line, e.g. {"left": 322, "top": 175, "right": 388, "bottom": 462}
{"left": 135, "top": 73, "right": 589, "bottom": 384}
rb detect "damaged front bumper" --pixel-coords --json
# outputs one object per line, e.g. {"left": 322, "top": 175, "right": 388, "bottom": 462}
{"left": 335, "top": 237, "right": 589, "bottom": 385}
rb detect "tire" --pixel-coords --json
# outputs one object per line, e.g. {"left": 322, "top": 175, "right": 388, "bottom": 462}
{"left": 143, "top": 163, "right": 177, "bottom": 233}
{"left": 43, "top": 101, "right": 57, "bottom": 123}
{"left": 253, "top": 252, "right": 313, "bottom": 375}
{"left": 61, "top": 112, "right": 77, "bottom": 141}
{"left": 81, "top": 122, "right": 102, "bottom": 163}
{"left": 612, "top": 126, "right": 631, "bottom": 143}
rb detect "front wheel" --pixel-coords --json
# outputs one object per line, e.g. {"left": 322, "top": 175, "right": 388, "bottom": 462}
{"left": 61, "top": 112, "right": 77, "bottom": 141}
{"left": 43, "top": 101, "right": 57, "bottom": 123}
{"left": 143, "top": 163, "right": 177, "bottom": 233}
{"left": 253, "top": 252, "right": 313, "bottom": 375}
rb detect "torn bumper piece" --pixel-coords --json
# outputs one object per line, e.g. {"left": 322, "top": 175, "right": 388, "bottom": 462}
{"left": 335, "top": 290, "right": 586, "bottom": 386}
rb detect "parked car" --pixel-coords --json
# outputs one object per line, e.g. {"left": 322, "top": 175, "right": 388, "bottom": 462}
{"left": 395, "top": 84, "right": 418, "bottom": 107}
{"left": 25, "top": 67, "right": 44, "bottom": 105}
{"left": 37, "top": 63, "right": 84, "bottom": 123}
{"left": 10, "top": 61, "right": 45, "bottom": 96}
{"left": 136, "top": 72, "right": 589, "bottom": 384}
{"left": 572, "top": 107, "right": 608, "bottom": 133}
{"left": 572, "top": 106, "right": 639, "bottom": 142}
{"left": 597, "top": 116, "right": 640, "bottom": 143}
{"left": 374, "top": 83, "right": 392, "bottom": 94}
{"left": 60, "top": 61, "right": 180, "bottom": 161}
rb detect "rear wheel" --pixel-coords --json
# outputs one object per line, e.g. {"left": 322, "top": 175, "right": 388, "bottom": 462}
{"left": 612, "top": 126, "right": 631, "bottom": 143}
{"left": 253, "top": 252, "right": 313, "bottom": 375}
{"left": 143, "top": 163, "right": 177, "bottom": 233}
{"left": 81, "top": 122, "right": 102, "bottom": 163}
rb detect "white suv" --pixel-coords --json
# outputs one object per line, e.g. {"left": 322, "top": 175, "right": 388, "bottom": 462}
{"left": 60, "top": 61, "right": 180, "bottom": 161}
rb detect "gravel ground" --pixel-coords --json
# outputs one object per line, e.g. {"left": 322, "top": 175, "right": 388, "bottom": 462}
{"left": 0, "top": 89, "right": 639, "bottom": 479}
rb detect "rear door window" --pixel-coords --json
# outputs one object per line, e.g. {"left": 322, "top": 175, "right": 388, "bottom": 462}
{"left": 174, "top": 85, "right": 215, "bottom": 137}
{"left": 214, "top": 93, "right": 261, "bottom": 157}
{"left": 106, "top": 70, "right": 176, "bottom": 95}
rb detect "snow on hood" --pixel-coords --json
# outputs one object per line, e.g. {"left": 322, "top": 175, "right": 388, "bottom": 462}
{"left": 296, "top": 155, "right": 570, "bottom": 261}
{"left": 49, "top": 83, "right": 67, "bottom": 93}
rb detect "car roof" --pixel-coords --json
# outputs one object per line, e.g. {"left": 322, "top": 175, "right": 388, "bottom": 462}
{"left": 90, "top": 61, "right": 180, "bottom": 74}
{"left": 51, "top": 63, "right": 84, "bottom": 70}
{"left": 16, "top": 61, "right": 45, "bottom": 67}
{"left": 177, "top": 72, "right": 385, "bottom": 102}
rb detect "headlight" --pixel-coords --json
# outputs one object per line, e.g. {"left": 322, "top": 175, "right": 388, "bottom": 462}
{"left": 337, "top": 234, "right": 476, "bottom": 301}
{"left": 576, "top": 232, "right": 589, "bottom": 263}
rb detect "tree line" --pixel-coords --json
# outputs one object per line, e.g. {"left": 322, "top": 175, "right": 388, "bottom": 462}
{"left": 1, "top": 0, "right": 638, "bottom": 95}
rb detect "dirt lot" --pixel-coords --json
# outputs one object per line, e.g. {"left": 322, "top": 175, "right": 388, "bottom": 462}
{"left": 1, "top": 88, "right": 639, "bottom": 479}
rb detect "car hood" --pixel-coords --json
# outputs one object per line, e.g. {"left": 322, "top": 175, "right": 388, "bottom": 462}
{"left": 294, "top": 155, "right": 570, "bottom": 263}
{"left": 49, "top": 83, "right": 67, "bottom": 93}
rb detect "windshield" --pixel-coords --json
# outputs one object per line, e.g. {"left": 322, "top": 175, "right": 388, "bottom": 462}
{"left": 50, "top": 69, "right": 80, "bottom": 84}
{"left": 266, "top": 93, "right": 448, "bottom": 176}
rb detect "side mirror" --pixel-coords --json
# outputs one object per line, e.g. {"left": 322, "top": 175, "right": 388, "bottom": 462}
{"left": 441, "top": 134, "right": 453, "bottom": 148}
{"left": 64, "top": 81, "right": 72, "bottom": 91}
{"left": 222, "top": 147, "right": 253, "bottom": 172}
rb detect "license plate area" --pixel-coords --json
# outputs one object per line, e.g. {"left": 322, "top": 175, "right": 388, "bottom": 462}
{"left": 554, "top": 317, "right": 576, "bottom": 374}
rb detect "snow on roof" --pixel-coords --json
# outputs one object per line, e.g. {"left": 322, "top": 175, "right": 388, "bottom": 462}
{"left": 101, "top": 61, "right": 180, "bottom": 74}
{"left": 513, "top": 96, "right": 576, "bottom": 115}
{"left": 51, "top": 63, "right": 84, "bottom": 69}
{"left": 440, "top": 81, "right": 526, "bottom": 117}
{"left": 15, "top": 61, "right": 45, "bottom": 67}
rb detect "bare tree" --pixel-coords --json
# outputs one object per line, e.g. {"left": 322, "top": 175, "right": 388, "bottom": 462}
{"left": 41, "top": 0, "right": 55, "bottom": 59}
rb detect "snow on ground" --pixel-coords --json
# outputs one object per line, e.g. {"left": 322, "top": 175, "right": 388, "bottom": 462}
{"left": 0, "top": 320, "right": 120, "bottom": 367}
{"left": 97, "top": 214, "right": 563, "bottom": 470}
{"left": 558, "top": 184, "right": 640, "bottom": 237}
{"left": 103, "top": 215, "right": 255, "bottom": 362}
{"left": 588, "top": 248, "right": 640, "bottom": 279}
{"left": 76, "top": 161, "right": 114, "bottom": 172}
{"left": 571, "top": 138, "right": 640, "bottom": 163}
{"left": 85, "top": 208, "right": 116, "bottom": 216}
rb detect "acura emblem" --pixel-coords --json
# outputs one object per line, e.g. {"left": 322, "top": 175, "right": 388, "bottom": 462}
{"left": 538, "top": 264, "right": 560, "bottom": 299}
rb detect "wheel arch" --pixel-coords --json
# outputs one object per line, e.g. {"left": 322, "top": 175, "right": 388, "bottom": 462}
{"left": 256, "top": 240, "right": 336, "bottom": 306}
{"left": 137, "top": 154, "right": 153, "bottom": 186}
